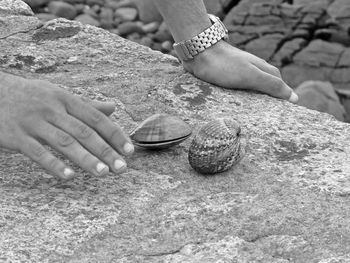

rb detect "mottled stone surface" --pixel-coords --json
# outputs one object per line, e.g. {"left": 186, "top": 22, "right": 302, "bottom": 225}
{"left": 224, "top": 0, "right": 350, "bottom": 94}
{"left": 1, "top": 1, "right": 350, "bottom": 262}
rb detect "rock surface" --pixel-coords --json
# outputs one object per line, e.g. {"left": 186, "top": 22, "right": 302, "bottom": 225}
{"left": 1, "top": 1, "right": 350, "bottom": 262}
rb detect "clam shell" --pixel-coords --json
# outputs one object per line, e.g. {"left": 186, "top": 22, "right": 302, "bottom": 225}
{"left": 188, "top": 118, "right": 246, "bottom": 174}
{"left": 130, "top": 114, "right": 192, "bottom": 149}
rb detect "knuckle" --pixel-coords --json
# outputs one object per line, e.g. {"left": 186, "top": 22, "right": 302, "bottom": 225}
{"left": 63, "top": 95, "right": 80, "bottom": 112}
{"left": 28, "top": 143, "right": 47, "bottom": 160}
{"left": 56, "top": 130, "right": 75, "bottom": 147}
{"left": 80, "top": 152, "right": 93, "bottom": 166}
{"left": 270, "top": 78, "right": 284, "bottom": 92}
{"left": 42, "top": 108, "right": 59, "bottom": 123}
{"left": 109, "top": 129, "right": 122, "bottom": 142}
{"left": 75, "top": 122, "right": 94, "bottom": 139}
{"left": 270, "top": 66, "right": 281, "bottom": 76}
{"left": 89, "top": 109, "right": 104, "bottom": 124}
{"left": 46, "top": 157, "right": 60, "bottom": 171}
{"left": 100, "top": 146, "right": 114, "bottom": 159}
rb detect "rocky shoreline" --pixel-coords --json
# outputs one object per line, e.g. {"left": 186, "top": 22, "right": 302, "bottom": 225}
{"left": 25, "top": 0, "right": 177, "bottom": 56}
{"left": 23, "top": 0, "right": 350, "bottom": 122}
{"left": 1, "top": 1, "right": 350, "bottom": 261}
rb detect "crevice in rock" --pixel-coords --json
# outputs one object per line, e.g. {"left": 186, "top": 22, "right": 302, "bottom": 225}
{"left": 0, "top": 23, "right": 42, "bottom": 40}
{"left": 333, "top": 49, "right": 346, "bottom": 68}
{"left": 267, "top": 13, "right": 309, "bottom": 63}
{"left": 0, "top": 29, "right": 32, "bottom": 40}
{"left": 243, "top": 233, "right": 273, "bottom": 243}
{"left": 270, "top": 9, "right": 331, "bottom": 67}
{"left": 138, "top": 242, "right": 197, "bottom": 257}
{"left": 279, "top": 40, "right": 309, "bottom": 67}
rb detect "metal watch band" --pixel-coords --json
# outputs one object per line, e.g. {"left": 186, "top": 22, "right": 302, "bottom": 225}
{"left": 173, "top": 14, "right": 229, "bottom": 61}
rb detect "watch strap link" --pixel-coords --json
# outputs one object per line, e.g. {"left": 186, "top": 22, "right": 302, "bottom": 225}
{"left": 173, "top": 14, "right": 229, "bottom": 61}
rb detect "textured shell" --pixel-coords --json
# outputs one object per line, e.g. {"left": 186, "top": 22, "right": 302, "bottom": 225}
{"left": 188, "top": 118, "right": 246, "bottom": 174}
{"left": 130, "top": 114, "right": 192, "bottom": 149}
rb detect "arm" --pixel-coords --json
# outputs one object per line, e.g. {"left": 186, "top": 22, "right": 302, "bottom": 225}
{"left": 152, "top": 0, "right": 298, "bottom": 103}
{"left": 0, "top": 71, "right": 133, "bottom": 180}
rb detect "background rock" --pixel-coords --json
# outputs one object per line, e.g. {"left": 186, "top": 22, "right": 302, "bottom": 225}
{"left": 47, "top": 1, "right": 77, "bottom": 20}
{"left": 74, "top": 13, "right": 100, "bottom": 26}
{"left": 1, "top": 1, "right": 350, "bottom": 262}
{"left": 295, "top": 81, "right": 346, "bottom": 121}
{"left": 224, "top": 0, "right": 350, "bottom": 120}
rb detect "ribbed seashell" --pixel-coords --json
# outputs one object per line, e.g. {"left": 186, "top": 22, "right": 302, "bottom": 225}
{"left": 188, "top": 118, "right": 246, "bottom": 174}
{"left": 130, "top": 114, "right": 192, "bottom": 150}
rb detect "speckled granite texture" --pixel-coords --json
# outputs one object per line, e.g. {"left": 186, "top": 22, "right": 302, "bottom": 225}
{"left": 1, "top": 1, "right": 350, "bottom": 262}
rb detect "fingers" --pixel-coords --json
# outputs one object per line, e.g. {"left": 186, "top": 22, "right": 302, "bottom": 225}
{"left": 64, "top": 95, "right": 134, "bottom": 156}
{"left": 35, "top": 122, "right": 121, "bottom": 177}
{"left": 20, "top": 137, "right": 75, "bottom": 180}
{"left": 48, "top": 113, "right": 127, "bottom": 174}
{"left": 245, "top": 65, "right": 298, "bottom": 103}
{"left": 248, "top": 55, "right": 282, "bottom": 78}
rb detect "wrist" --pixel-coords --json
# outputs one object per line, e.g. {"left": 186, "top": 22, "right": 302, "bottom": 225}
{"left": 173, "top": 14, "right": 228, "bottom": 62}
{"left": 182, "top": 40, "right": 227, "bottom": 74}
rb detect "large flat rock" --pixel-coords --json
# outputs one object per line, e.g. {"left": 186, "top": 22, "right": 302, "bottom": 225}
{"left": 1, "top": 1, "right": 350, "bottom": 262}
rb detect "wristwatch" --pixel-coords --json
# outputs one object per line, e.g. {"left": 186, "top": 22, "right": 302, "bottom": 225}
{"left": 173, "top": 14, "right": 229, "bottom": 61}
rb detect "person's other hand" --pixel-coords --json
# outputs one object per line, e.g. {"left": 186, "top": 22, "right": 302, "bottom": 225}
{"left": 0, "top": 73, "right": 134, "bottom": 180}
{"left": 182, "top": 41, "right": 298, "bottom": 103}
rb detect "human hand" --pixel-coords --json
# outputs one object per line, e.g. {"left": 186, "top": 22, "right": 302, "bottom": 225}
{"left": 0, "top": 72, "right": 134, "bottom": 180}
{"left": 182, "top": 41, "right": 298, "bottom": 103}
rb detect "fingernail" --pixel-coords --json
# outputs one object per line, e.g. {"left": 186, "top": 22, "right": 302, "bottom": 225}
{"left": 123, "top": 142, "right": 134, "bottom": 155}
{"left": 288, "top": 91, "right": 299, "bottom": 103}
{"left": 96, "top": 162, "right": 109, "bottom": 175}
{"left": 114, "top": 159, "right": 126, "bottom": 171}
{"left": 63, "top": 168, "right": 75, "bottom": 178}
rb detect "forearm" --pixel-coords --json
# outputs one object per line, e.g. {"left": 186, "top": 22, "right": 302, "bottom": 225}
{"left": 152, "top": 0, "right": 211, "bottom": 42}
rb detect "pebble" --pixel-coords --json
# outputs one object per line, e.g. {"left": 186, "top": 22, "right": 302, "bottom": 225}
{"left": 109, "top": 0, "right": 134, "bottom": 9}
{"left": 91, "top": 4, "right": 100, "bottom": 13}
{"left": 139, "top": 36, "right": 153, "bottom": 47}
{"left": 86, "top": 0, "right": 104, "bottom": 6}
{"left": 153, "top": 28, "right": 173, "bottom": 43}
{"left": 35, "top": 12, "right": 58, "bottom": 22}
{"left": 62, "top": 0, "right": 85, "bottom": 4}
{"left": 127, "top": 32, "right": 141, "bottom": 42}
{"left": 75, "top": 13, "right": 100, "bottom": 27}
{"left": 104, "top": 0, "right": 121, "bottom": 10}
{"left": 152, "top": 42, "right": 162, "bottom": 52}
{"left": 141, "top": 21, "right": 160, "bottom": 33}
{"left": 82, "top": 6, "right": 99, "bottom": 19}
{"left": 32, "top": 0, "right": 176, "bottom": 58}
{"left": 152, "top": 21, "right": 173, "bottom": 42}
{"left": 117, "top": 21, "right": 143, "bottom": 36}
{"left": 48, "top": 1, "right": 77, "bottom": 20}
{"left": 74, "top": 3, "right": 85, "bottom": 13}
{"left": 115, "top": 7, "right": 138, "bottom": 22}
{"left": 161, "top": 40, "right": 173, "bottom": 53}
